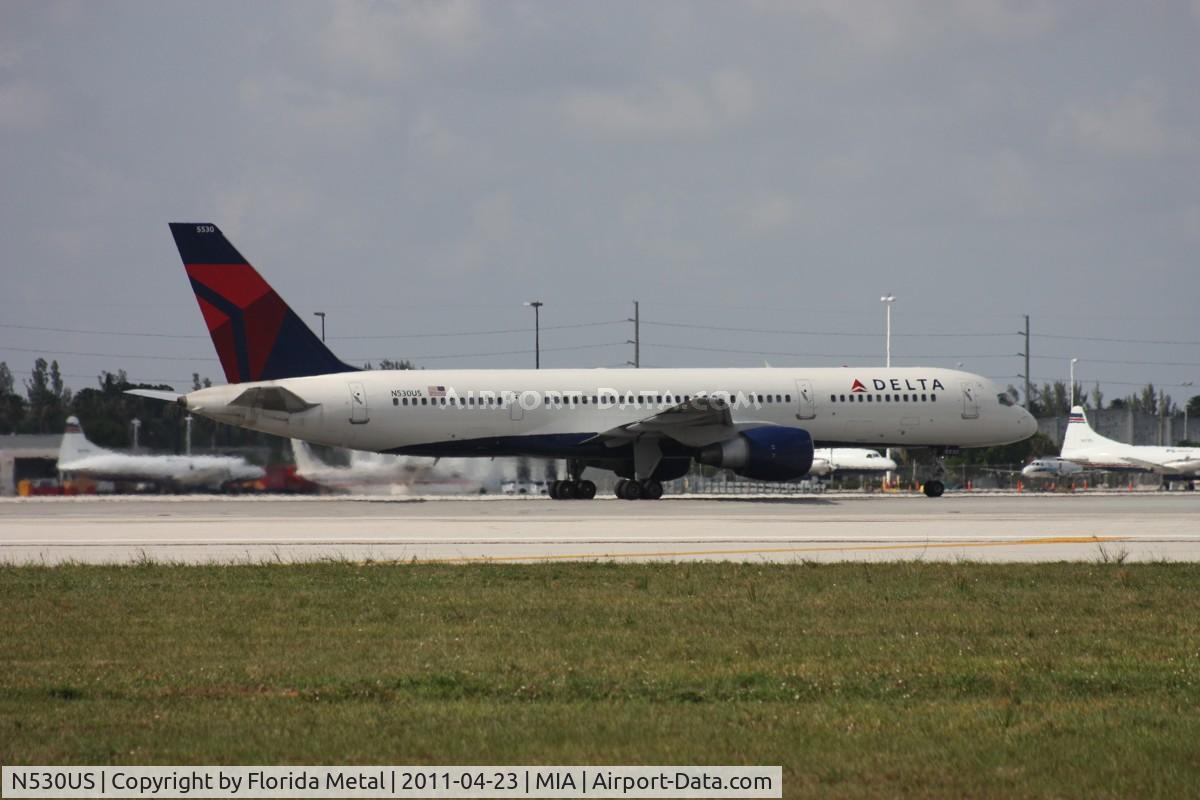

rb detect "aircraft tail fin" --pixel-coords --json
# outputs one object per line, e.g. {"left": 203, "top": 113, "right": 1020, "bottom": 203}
{"left": 59, "top": 416, "right": 109, "bottom": 465}
{"left": 168, "top": 223, "right": 357, "bottom": 384}
{"left": 1061, "top": 405, "right": 1121, "bottom": 456}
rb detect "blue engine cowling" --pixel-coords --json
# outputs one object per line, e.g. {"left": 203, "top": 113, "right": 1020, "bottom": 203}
{"left": 696, "top": 426, "right": 814, "bottom": 481}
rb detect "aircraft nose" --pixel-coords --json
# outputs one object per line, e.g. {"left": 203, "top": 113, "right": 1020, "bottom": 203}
{"left": 1018, "top": 408, "right": 1037, "bottom": 436}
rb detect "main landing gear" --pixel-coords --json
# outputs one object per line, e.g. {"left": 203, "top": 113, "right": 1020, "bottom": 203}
{"left": 548, "top": 478, "right": 597, "bottom": 500}
{"left": 615, "top": 478, "right": 663, "bottom": 501}
{"left": 548, "top": 460, "right": 597, "bottom": 500}
{"left": 923, "top": 450, "right": 947, "bottom": 498}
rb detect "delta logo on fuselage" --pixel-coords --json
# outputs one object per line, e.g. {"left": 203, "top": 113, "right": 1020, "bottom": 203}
{"left": 852, "top": 377, "right": 946, "bottom": 393}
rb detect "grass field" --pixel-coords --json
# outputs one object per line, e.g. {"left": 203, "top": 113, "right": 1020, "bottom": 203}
{"left": 2, "top": 561, "right": 1199, "bottom": 798}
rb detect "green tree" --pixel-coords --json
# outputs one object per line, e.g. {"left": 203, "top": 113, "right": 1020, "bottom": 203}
{"left": 24, "top": 358, "right": 71, "bottom": 433}
{"left": 363, "top": 359, "right": 416, "bottom": 370}
{"left": 0, "top": 362, "right": 26, "bottom": 434}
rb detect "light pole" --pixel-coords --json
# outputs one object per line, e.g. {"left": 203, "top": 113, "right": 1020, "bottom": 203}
{"left": 1183, "top": 381, "right": 1194, "bottom": 441}
{"left": 131, "top": 418, "right": 141, "bottom": 450}
{"left": 313, "top": 311, "right": 326, "bottom": 342}
{"left": 185, "top": 415, "right": 193, "bottom": 456}
{"left": 1069, "top": 358, "right": 1078, "bottom": 408}
{"left": 880, "top": 294, "right": 896, "bottom": 489}
{"left": 524, "top": 301, "right": 543, "bottom": 368}
{"left": 880, "top": 295, "right": 895, "bottom": 367}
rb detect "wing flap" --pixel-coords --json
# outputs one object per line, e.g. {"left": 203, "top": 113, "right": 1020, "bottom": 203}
{"left": 586, "top": 396, "right": 736, "bottom": 447}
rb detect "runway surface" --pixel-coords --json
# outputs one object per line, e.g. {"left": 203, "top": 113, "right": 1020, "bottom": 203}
{"left": 2, "top": 493, "right": 1199, "bottom": 564}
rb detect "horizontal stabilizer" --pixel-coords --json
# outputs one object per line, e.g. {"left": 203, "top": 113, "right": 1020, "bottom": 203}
{"left": 125, "top": 389, "right": 184, "bottom": 403}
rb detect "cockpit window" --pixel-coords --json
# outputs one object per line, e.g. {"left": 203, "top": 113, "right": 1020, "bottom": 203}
{"left": 997, "top": 393, "right": 1014, "bottom": 406}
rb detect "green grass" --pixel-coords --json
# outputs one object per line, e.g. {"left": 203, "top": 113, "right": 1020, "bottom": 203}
{"left": 2, "top": 561, "right": 1199, "bottom": 798}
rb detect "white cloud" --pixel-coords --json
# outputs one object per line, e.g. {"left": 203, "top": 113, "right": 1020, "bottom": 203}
{"left": 562, "top": 69, "right": 758, "bottom": 140}
{"left": 0, "top": 79, "right": 53, "bottom": 129}
{"left": 1052, "top": 85, "right": 1171, "bottom": 157}
{"left": 320, "top": 0, "right": 484, "bottom": 81}
{"left": 740, "top": 194, "right": 795, "bottom": 236}
{"left": 237, "top": 76, "right": 390, "bottom": 146}
{"left": 965, "top": 150, "right": 1043, "bottom": 219}
{"left": 409, "top": 110, "right": 463, "bottom": 159}
{"left": 755, "top": 0, "right": 1055, "bottom": 53}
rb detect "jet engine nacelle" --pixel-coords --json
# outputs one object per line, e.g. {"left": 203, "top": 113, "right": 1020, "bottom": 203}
{"left": 697, "top": 426, "right": 814, "bottom": 481}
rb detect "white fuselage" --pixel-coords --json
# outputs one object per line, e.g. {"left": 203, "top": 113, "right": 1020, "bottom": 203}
{"left": 1021, "top": 457, "right": 1085, "bottom": 480}
{"left": 58, "top": 453, "right": 264, "bottom": 488}
{"left": 184, "top": 367, "right": 1035, "bottom": 460}
{"left": 1061, "top": 407, "right": 1200, "bottom": 476}
{"left": 808, "top": 448, "right": 898, "bottom": 477}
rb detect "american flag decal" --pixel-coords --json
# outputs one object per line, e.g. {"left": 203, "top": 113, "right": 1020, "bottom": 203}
{"left": 428, "top": 385, "right": 446, "bottom": 398}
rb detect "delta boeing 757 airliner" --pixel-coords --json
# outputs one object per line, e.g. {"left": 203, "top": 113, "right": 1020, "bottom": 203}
{"left": 131, "top": 223, "right": 1036, "bottom": 500}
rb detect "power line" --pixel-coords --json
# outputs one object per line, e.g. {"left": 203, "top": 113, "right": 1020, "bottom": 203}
{"left": 1, "top": 346, "right": 217, "bottom": 361}
{"left": 641, "top": 321, "right": 1011, "bottom": 338}
{"left": 1036, "top": 333, "right": 1200, "bottom": 346}
{"left": 645, "top": 343, "right": 1021, "bottom": 360}
{"left": 352, "top": 342, "right": 626, "bottom": 362}
{"left": 0, "top": 323, "right": 206, "bottom": 339}
{"left": 330, "top": 320, "right": 626, "bottom": 340}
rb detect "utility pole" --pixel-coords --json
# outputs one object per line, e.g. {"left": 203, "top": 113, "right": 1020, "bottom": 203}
{"left": 1070, "top": 358, "right": 1078, "bottom": 408}
{"left": 185, "top": 415, "right": 193, "bottom": 456}
{"left": 524, "top": 301, "right": 543, "bottom": 368}
{"left": 1023, "top": 315, "right": 1031, "bottom": 412}
{"left": 880, "top": 295, "right": 895, "bottom": 367}
{"left": 627, "top": 301, "right": 640, "bottom": 368}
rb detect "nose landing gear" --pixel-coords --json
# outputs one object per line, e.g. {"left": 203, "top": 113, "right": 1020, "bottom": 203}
{"left": 923, "top": 450, "right": 948, "bottom": 498}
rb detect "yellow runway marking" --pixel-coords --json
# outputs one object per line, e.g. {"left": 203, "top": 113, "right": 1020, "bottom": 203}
{"left": 423, "top": 535, "right": 1131, "bottom": 563}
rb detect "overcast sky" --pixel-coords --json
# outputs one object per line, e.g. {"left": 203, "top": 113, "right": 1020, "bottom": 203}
{"left": 2, "top": 1, "right": 1199, "bottom": 401}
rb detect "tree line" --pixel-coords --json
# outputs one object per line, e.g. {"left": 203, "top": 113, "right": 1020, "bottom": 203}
{"left": 1014, "top": 381, "right": 1200, "bottom": 418}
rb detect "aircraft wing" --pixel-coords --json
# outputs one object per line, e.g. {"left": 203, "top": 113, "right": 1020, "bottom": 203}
{"left": 1122, "top": 456, "right": 1200, "bottom": 475}
{"left": 585, "top": 396, "right": 736, "bottom": 448}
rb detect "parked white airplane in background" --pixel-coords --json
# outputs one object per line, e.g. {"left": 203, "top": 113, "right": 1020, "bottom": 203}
{"left": 807, "top": 448, "right": 897, "bottom": 477}
{"left": 131, "top": 223, "right": 1037, "bottom": 499}
{"left": 57, "top": 416, "right": 264, "bottom": 490}
{"left": 290, "top": 439, "right": 486, "bottom": 495}
{"left": 1061, "top": 405, "right": 1199, "bottom": 489}
{"left": 1021, "top": 457, "right": 1088, "bottom": 480}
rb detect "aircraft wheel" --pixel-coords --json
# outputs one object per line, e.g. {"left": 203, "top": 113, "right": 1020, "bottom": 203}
{"left": 641, "top": 480, "right": 663, "bottom": 500}
{"left": 577, "top": 480, "right": 597, "bottom": 500}
{"left": 923, "top": 480, "right": 945, "bottom": 498}
{"left": 614, "top": 479, "right": 628, "bottom": 499}
{"left": 557, "top": 480, "right": 576, "bottom": 500}
{"left": 548, "top": 480, "right": 560, "bottom": 500}
{"left": 1188, "top": 481, "right": 1196, "bottom": 492}
{"left": 620, "top": 479, "right": 642, "bottom": 500}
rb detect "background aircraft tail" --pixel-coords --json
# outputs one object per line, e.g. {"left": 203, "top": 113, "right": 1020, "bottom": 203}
{"left": 1061, "top": 405, "right": 1121, "bottom": 455}
{"left": 59, "top": 416, "right": 109, "bottom": 464}
{"left": 168, "top": 223, "right": 356, "bottom": 384}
